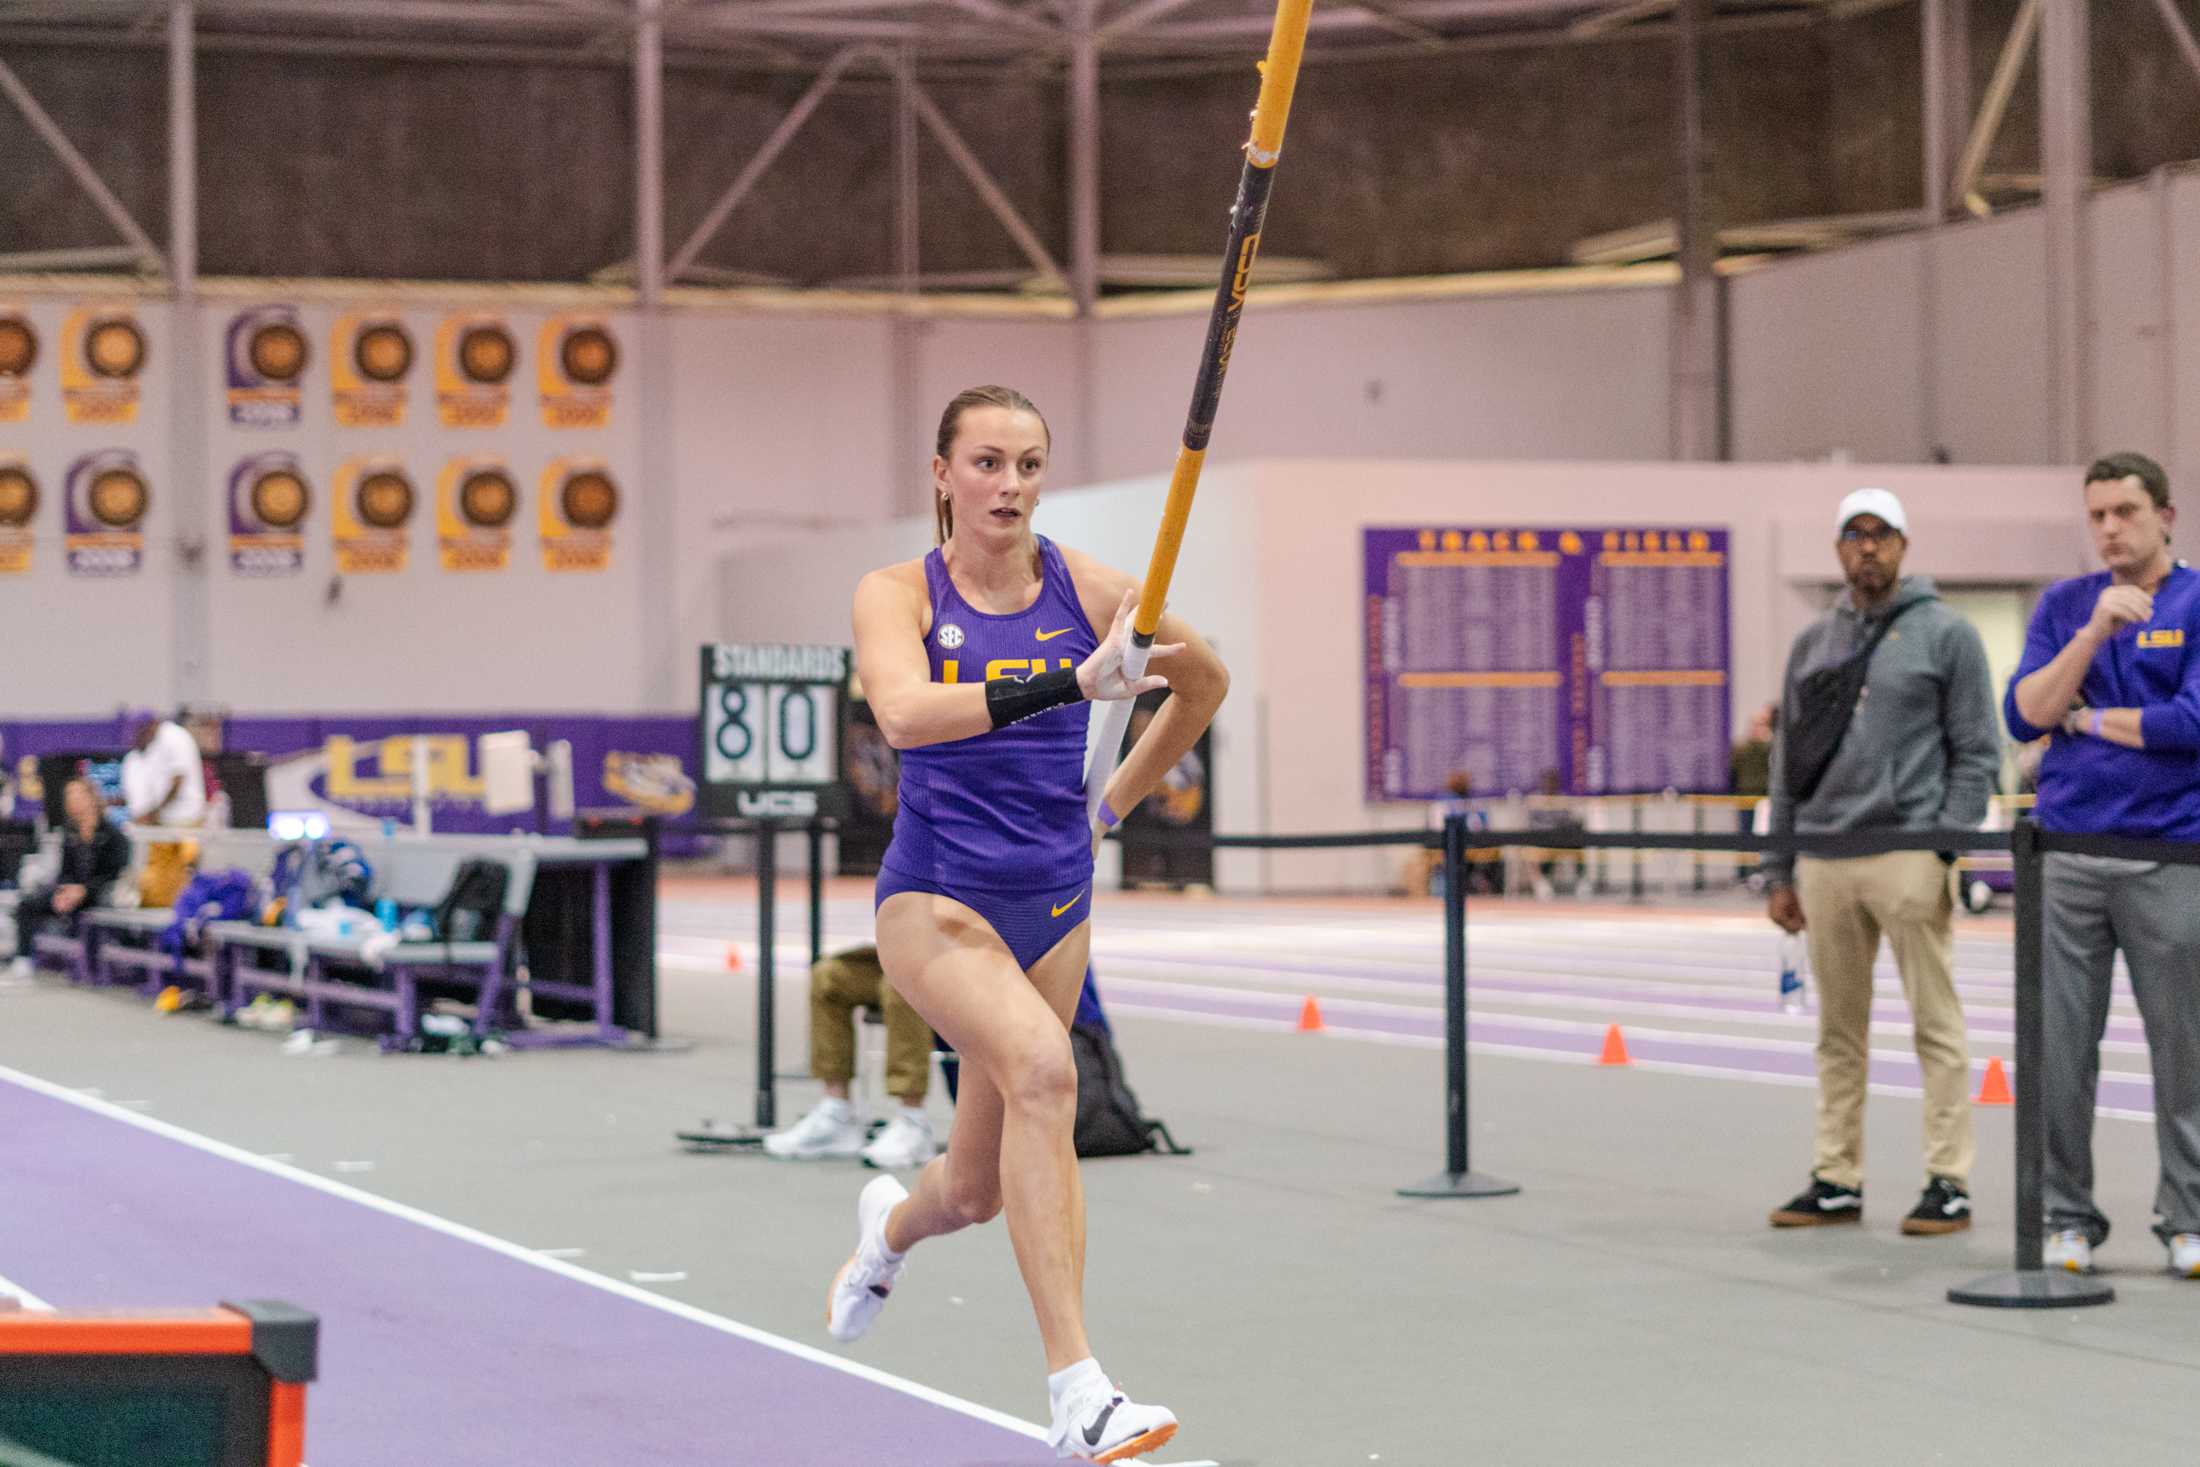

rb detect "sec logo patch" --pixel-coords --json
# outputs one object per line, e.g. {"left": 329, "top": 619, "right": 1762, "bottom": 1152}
{"left": 936, "top": 622, "right": 965, "bottom": 650}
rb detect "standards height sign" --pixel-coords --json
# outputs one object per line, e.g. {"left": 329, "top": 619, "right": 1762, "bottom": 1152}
{"left": 696, "top": 643, "right": 850, "bottom": 821}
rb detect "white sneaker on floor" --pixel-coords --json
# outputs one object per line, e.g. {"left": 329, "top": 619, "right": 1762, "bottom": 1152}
{"left": 763, "top": 1098, "right": 866, "bottom": 1160}
{"left": 826, "top": 1175, "right": 909, "bottom": 1343}
{"left": 2169, "top": 1233, "right": 2200, "bottom": 1278}
{"left": 1050, "top": 1380, "right": 1179, "bottom": 1463}
{"left": 2044, "top": 1228, "right": 2094, "bottom": 1274}
{"left": 4, "top": 956, "right": 30, "bottom": 982}
{"left": 861, "top": 1111, "right": 938, "bottom": 1170}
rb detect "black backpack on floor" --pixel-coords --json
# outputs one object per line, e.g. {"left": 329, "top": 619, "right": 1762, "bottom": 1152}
{"left": 1072, "top": 1022, "right": 1189, "bottom": 1158}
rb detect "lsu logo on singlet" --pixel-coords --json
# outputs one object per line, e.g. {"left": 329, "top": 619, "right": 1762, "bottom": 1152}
{"left": 2138, "top": 628, "right": 2186, "bottom": 649}
{"left": 940, "top": 657, "right": 1075, "bottom": 684}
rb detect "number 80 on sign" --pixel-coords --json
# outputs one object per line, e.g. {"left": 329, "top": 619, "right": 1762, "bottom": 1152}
{"left": 697, "top": 643, "right": 850, "bottom": 820}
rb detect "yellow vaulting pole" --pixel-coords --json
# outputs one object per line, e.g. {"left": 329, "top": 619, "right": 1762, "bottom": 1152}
{"left": 1085, "top": 0, "right": 1315, "bottom": 824}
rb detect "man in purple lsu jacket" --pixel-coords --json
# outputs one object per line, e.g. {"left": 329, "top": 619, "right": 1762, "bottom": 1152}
{"left": 2006, "top": 452, "right": 2200, "bottom": 1280}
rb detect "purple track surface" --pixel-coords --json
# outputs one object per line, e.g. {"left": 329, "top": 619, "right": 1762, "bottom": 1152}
{"left": 0, "top": 1074, "right": 1052, "bottom": 1467}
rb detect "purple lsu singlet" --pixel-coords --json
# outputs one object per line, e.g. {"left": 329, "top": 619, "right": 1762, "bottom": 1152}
{"left": 880, "top": 536, "right": 1101, "bottom": 895}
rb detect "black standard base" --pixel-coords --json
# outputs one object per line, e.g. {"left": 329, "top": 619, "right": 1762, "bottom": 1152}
{"left": 1947, "top": 1269, "right": 2117, "bottom": 1309}
{"left": 1397, "top": 1170, "right": 1521, "bottom": 1200}
{"left": 675, "top": 1122, "right": 767, "bottom": 1153}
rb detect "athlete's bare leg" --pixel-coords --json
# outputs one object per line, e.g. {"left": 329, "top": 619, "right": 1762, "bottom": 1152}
{"left": 875, "top": 890, "right": 1093, "bottom": 1371}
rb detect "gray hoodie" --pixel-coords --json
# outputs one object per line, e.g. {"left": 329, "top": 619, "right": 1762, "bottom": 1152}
{"left": 1763, "top": 575, "right": 2000, "bottom": 885}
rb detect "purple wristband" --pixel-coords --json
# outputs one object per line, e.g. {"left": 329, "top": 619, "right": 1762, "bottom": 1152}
{"left": 1097, "top": 799, "right": 1121, "bottom": 830}
{"left": 2089, "top": 709, "right": 2105, "bottom": 738}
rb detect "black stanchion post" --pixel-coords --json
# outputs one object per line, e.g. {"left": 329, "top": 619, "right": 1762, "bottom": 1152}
{"left": 1692, "top": 804, "right": 1706, "bottom": 893}
{"left": 1399, "top": 814, "right": 1518, "bottom": 1200}
{"left": 755, "top": 817, "right": 779, "bottom": 1132}
{"left": 1949, "top": 818, "right": 2114, "bottom": 1308}
{"left": 807, "top": 820, "right": 825, "bottom": 970}
{"left": 1630, "top": 799, "right": 1644, "bottom": 902}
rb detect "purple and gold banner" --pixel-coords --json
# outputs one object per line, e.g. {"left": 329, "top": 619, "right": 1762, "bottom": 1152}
{"left": 538, "top": 457, "right": 615, "bottom": 572}
{"left": 228, "top": 451, "right": 310, "bottom": 577}
{"left": 60, "top": 305, "right": 145, "bottom": 426}
{"left": 331, "top": 311, "right": 412, "bottom": 428}
{"left": 0, "top": 306, "right": 35, "bottom": 423}
{"left": 331, "top": 456, "right": 413, "bottom": 574}
{"left": 437, "top": 456, "right": 516, "bottom": 572}
{"left": 225, "top": 306, "right": 308, "bottom": 428}
{"left": 63, "top": 449, "right": 149, "bottom": 578}
{"left": 0, "top": 456, "right": 34, "bottom": 574}
{"left": 538, "top": 315, "right": 616, "bottom": 429}
{"left": 435, "top": 313, "right": 515, "bottom": 429}
{"left": 1364, "top": 525, "right": 1731, "bottom": 799}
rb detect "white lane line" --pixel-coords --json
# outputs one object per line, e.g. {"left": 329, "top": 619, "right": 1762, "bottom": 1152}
{"left": 0, "top": 1061, "right": 1049, "bottom": 1445}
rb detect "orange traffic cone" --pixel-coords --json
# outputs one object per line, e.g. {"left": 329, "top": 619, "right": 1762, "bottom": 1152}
{"left": 1975, "top": 1056, "right": 2013, "bottom": 1106}
{"left": 1598, "top": 1024, "right": 1632, "bottom": 1066}
{"left": 724, "top": 946, "right": 743, "bottom": 972}
{"left": 1297, "top": 996, "right": 1325, "bottom": 1032}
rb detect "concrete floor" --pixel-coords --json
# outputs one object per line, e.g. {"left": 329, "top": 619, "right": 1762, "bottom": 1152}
{"left": 1, "top": 889, "right": 2192, "bottom": 1466}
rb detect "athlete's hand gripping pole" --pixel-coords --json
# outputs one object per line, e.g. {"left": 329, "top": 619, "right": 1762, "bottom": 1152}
{"left": 1083, "top": 0, "right": 1314, "bottom": 831}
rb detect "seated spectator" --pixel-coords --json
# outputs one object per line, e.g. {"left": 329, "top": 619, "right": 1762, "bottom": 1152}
{"left": 9, "top": 779, "right": 131, "bottom": 976}
{"left": 766, "top": 944, "right": 939, "bottom": 1170}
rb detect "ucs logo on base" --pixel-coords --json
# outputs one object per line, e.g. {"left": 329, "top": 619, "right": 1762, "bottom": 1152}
{"left": 734, "top": 789, "right": 819, "bottom": 819}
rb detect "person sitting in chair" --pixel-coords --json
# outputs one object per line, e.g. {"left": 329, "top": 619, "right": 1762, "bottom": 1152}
{"left": 9, "top": 780, "right": 130, "bottom": 976}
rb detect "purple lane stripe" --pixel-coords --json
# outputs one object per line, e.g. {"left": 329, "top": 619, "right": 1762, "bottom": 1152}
{"left": 0, "top": 1079, "right": 1047, "bottom": 1467}
{"left": 1107, "top": 988, "right": 2162, "bottom": 1116}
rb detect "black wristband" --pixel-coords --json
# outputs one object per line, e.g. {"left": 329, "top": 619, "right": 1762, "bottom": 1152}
{"left": 986, "top": 665, "right": 1085, "bottom": 730}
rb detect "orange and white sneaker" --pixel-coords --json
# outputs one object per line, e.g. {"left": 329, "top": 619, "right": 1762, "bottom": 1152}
{"left": 826, "top": 1175, "right": 908, "bottom": 1343}
{"left": 1049, "top": 1379, "right": 1178, "bottom": 1463}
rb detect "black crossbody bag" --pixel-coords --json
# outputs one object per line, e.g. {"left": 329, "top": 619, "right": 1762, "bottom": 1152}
{"left": 1783, "top": 600, "right": 1924, "bottom": 804}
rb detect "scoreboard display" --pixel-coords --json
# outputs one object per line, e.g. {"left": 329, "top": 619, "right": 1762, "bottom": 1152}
{"left": 697, "top": 643, "right": 850, "bottom": 821}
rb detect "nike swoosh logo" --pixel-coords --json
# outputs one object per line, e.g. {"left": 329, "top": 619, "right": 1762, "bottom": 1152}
{"left": 1082, "top": 1401, "right": 1118, "bottom": 1448}
{"left": 1051, "top": 891, "right": 1087, "bottom": 918}
{"left": 1035, "top": 627, "right": 1073, "bottom": 641}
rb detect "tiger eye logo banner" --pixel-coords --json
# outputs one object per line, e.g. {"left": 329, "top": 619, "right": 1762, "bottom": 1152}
{"left": 0, "top": 307, "right": 36, "bottom": 423}
{"left": 225, "top": 306, "right": 308, "bottom": 428}
{"left": 63, "top": 449, "right": 149, "bottom": 577}
{"left": 60, "top": 305, "right": 146, "bottom": 426}
{"left": 435, "top": 314, "right": 516, "bottom": 429}
{"left": 228, "top": 452, "right": 311, "bottom": 577}
{"left": 0, "top": 456, "right": 36, "bottom": 574}
{"left": 539, "top": 458, "right": 617, "bottom": 572}
{"left": 437, "top": 456, "right": 517, "bottom": 572}
{"left": 332, "top": 311, "right": 413, "bottom": 428}
{"left": 331, "top": 457, "right": 413, "bottom": 574}
{"left": 538, "top": 316, "right": 617, "bottom": 430}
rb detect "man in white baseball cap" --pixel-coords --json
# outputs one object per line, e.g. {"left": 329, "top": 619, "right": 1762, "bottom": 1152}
{"left": 1762, "top": 486, "right": 2001, "bottom": 1237}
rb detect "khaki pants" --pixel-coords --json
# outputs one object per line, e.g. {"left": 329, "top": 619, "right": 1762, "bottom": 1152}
{"left": 138, "top": 839, "right": 195, "bottom": 910}
{"left": 1796, "top": 850, "right": 1973, "bottom": 1188}
{"left": 809, "top": 946, "right": 931, "bottom": 1104}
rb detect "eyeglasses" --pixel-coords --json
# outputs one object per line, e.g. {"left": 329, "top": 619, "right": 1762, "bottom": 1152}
{"left": 1839, "top": 525, "right": 1900, "bottom": 547}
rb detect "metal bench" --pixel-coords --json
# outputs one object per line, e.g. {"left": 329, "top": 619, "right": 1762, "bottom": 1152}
{"left": 84, "top": 831, "right": 280, "bottom": 999}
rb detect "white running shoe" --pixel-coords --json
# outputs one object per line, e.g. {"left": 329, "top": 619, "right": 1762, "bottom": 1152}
{"left": 764, "top": 1098, "right": 866, "bottom": 1160}
{"left": 2044, "top": 1228, "right": 2094, "bottom": 1274}
{"left": 1050, "top": 1380, "right": 1179, "bottom": 1464}
{"left": 2168, "top": 1233, "right": 2200, "bottom": 1278}
{"left": 826, "top": 1175, "right": 909, "bottom": 1343}
{"left": 861, "top": 1111, "right": 938, "bottom": 1170}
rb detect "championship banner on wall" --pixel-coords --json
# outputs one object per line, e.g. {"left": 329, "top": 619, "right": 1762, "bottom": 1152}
{"left": 538, "top": 315, "right": 617, "bottom": 429}
{"left": 331, "top": 457, "right": 413, "bottom": 574}
{"left": 224, "top": 306, "right": 308, "bottom": 428}
{"left": 331, "top": 311, "right": 412, "bottom": 428}
{"left": 63, "top": 449, "right": 150, "bottom": 577}
{"left": 538, "top": 458, "right": 616, "bottom": 572}
{"left": 0, "top": 457, "right": 35, "bottom": 574}
{"left": 227, "top": 452, "right": 310, "bottom": 577}
{"left": 435, "top": 313, "right": 516, "bottom": 429}
{"left": 0, "top": 307, "right": 35, "bottom": 423}
{"left": 60, "top": 305, "right": 146, "bottom": 426}
{"left": 437, "top": 457, "right": 518, "bottom": 572}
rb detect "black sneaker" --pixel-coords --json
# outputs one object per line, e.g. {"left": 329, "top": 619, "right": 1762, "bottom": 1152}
{"left": 1768, "top": 1175, "right": 1863, "bottom": 1227}
{"left": 1899, "top": 1176, "right": 1972, "bottom": 1235}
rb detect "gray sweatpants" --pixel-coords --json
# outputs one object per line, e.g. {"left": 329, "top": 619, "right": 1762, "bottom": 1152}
{"left": 2042, "top": 853, "right": 2200, "bottom": 1245}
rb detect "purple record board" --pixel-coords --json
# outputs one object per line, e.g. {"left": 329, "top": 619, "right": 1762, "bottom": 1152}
{"left": 1364, "top": 525, "right": 1731, "bottom": 800}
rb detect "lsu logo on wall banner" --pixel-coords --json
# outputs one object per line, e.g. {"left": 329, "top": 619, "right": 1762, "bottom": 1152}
{"left": 331, "top": 311, "right": 413, "bottom": 427}
{"left": 538, "top": 458, "right": 617, "bottom": 573}
{"left": 539, "top": 316, "right": 616, "bottom": 429}
{"left": 63, "top": 448, "right": 149, "bottom": 578}
{"left": 225, "top": 306, "right": 308, "bottom": 428}
{"left": 0, "top": 307, "right": 35, "bottom": 423}
{"left": 0, "top": 456, "right": 35, "bottom": 574}
{"left": 435, "top": 313, "right": 516, "bottom": 429}
{"left": 438, "top": 456, "right": 518, "bottom": 573}
{"left": 228, "top": 451, "right": 311, "bottom": 577}
{"left": 332, "top": 457, "right": 414, "bottom": 574}
{"left": 60, "top": 305, "right": 146, "bottom": 426}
